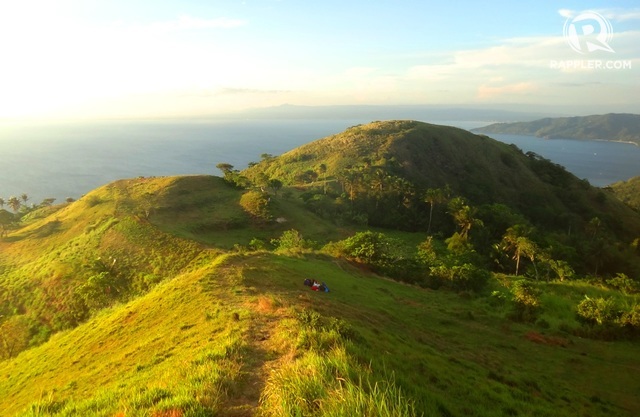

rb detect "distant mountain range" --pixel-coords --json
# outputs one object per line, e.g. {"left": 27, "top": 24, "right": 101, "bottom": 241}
{"left": 472, "top": 113, "right": 640, "bottom": 145}
{"left": 216, "top": 104, "right": 563, "bottom": 123}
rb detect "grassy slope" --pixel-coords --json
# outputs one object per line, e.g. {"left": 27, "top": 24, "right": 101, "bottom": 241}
{"left": 148, "top": 175, "right": 348, "bottom": 248}
{"left": 1, "top": 172, "right": 639, "bottom": 416}
{"left": 242, "top": 120, "right": 640, "bottom": 239}
{"left": 1, "top": 251, "right": 638, "bottom": 416}
{"left": 610, "top": 176, "right": 640, "bottom": 211}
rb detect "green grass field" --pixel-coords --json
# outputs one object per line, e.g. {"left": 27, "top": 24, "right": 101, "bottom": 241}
{"left": 2, "top": 251, "right": 638, "bottom": 416}
{"left": 1, "top": 174, "right": 639, "bottom": 416}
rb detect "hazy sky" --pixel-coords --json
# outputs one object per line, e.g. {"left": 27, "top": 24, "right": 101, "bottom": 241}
{"left": 1, "top": 0, "right": 638, "bottom": 120}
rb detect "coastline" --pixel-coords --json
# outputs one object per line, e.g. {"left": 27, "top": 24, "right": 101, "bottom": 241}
{"left": 483, "top": 132, "right": 640, "bottom": 147}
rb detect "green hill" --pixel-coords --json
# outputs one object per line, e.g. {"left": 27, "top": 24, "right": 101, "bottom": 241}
{"left": 610, "top": 176, "right": 640, "bottom": 212}
{"left": 242, "top": 120, "right": 640, "bottom": 276}
{"left": 2, "top": 248, "right": 640, "bottom": 416}
{"left": 1, "top": 121, "right": 640, "bottom": 416}
{"left": 472, "top": 113, "right": 640, "bottom": 145}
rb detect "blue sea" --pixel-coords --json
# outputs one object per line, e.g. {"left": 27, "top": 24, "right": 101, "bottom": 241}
{"left": 1, "top": 119, "right": 639, "bottom": 205}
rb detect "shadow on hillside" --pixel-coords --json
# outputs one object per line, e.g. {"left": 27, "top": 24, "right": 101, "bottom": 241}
{"left": 4, "top": 220, "right": 62, "bottom": 242}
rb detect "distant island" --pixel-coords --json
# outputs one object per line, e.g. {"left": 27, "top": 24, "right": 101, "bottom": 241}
{"left": 472, "top": 113, "right": 640, "bottom": 146}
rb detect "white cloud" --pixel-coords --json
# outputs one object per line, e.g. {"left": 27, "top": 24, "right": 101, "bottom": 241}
{"left": 146, "top": 15, "right": 247, "bottom": 33}
{"left": 594, "top": 8, "right": 640, "bottom": 21}
{"left": 558, "top": 9, "right": 575, "bottom": 18}
{"left": 558, "top": 8, "right": 640, "bottom": 21}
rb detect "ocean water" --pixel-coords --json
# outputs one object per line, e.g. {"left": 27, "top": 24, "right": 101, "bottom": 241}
{"left": 0, "top": 119, "right": 638, "bottom": 205}
{"left": 490, "top": 134, "right": 640, "bottom": 187}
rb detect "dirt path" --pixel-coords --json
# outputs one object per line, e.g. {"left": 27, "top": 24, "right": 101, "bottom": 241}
{"left": 220, "top": 314, "right": 280, "bottom": 416}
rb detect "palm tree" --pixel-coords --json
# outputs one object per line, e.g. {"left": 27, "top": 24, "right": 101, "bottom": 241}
{"left": 424, "top": 188, "right": 447, "bottom": 234}
{"left": 7, "top": 197, "right": 21, "bottom": 213}
{"left": 20, "top": 194, "right": 28, "bottom": 205}
{"left": 501, "top": 225, "right": 538, "bottom": 277}
{"left": 448, "top": 197, "right": 483, "bottom": 240}
{"left": 318, "top": 163, "right": 328, "bottom": 194}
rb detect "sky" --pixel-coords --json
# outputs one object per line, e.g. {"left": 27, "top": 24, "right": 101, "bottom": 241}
{"left": 0, "top": 0, "right": 639, "bottom": 121}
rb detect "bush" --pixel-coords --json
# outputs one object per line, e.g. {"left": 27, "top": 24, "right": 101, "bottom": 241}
{"left": 618, "top": 305, "right": 640, "bottom": 331}
{"left": 248, "top": 238, "right": 266, "bottom": 251}
{"left": 509, "top": 280, "right": 541, "bottom": 322}
{"left": 429, "top": 263, "right": 489, "bottom": 292}
{"left": 271, "top": 229, "right": 315, "bottom": 252}
{"left": 239, "top": 190, "right": 271, "bottom": 221}
{"left": 576, "top": 296, "right": 619, "bottom": 326}
{"left": 341, "top": 231, "right": 395, "bottom": 265}
{"left": 606, "top": 273, "right": 639, "bottom": 294}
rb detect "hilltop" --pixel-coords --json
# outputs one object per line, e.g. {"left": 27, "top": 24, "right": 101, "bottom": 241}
{"left": 472, "top": 113, "right": 640, "bottom": 145}
{"left": 243, "top": 120, "right": 640, "bottom": 276}
{"left": 1, "top": 120, "right": 640, "bottom": 416}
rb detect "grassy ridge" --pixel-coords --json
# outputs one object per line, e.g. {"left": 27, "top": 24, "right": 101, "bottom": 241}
{"left": 1, "top": 120, "right": 639, "bottom": 417}
{"left": 2, "top": 251, "right": 638, "bottom": 416}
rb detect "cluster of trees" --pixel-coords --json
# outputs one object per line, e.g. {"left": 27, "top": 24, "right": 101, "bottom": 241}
{"left": 0, "top": 194, "right": 77, "bottom": 237}
{"left": 0, "top": 194, "right": 76, "bottom": 215}
{"left": 219, "top": 152, "right": 640, "bottom": 280}
{"left": 0, "top": 194, "right": 30, "bottom": 213}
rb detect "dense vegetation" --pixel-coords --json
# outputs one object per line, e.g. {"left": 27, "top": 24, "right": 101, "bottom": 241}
{"left": 1, "top": 120, "right": 639, "bottom": 416}
{"left": 610, "top": 176, "right": 640, "bottom": 211}
{"left": 243, "top": 120, "right": 640, "bottom": 278}
{"left": 472, "top": 113, "right": 640, "bottom": 145}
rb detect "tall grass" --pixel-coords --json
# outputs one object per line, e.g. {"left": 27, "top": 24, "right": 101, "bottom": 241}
{"left": 260, "top": 347, "right": 420, "bottom": 417}
{"left": 260, "top": 306, "right": 422, "bottom": 417}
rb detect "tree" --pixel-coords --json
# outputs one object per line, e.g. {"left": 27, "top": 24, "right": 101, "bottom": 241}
{"left": 318, "top": 163, "right": 328, "bottom": 194}
{"left": 216, "top": 163, "right": 234, "bottom": 175}
{"left": 339, "top": 170, "right": 362, "bottom": 204}
{"left": 0, "top": 315, "right": 31, "bottom": 359}
{"left": 7, "top": 196, "right": 21, "bottom": 213}
{"left": 448, "top": 197, "right": 483, "bottom": 240}
{"left": 20, "top": 193, "right": 28, "bottom": 205}
{"left": 501, "top": 225, "right": 538, "bottom": 277}
{"left": 268, "top": 178, "right": 283, "bottom": 196}
{"left": 41, "top": 198, "right": 56, "bottom": 207}
{"left": 586, "top": 216, "right": 602, "bottom": 241}
{"left": 424, "top": 188, "right": 447, "bottom": 234}
{"left": 295, "top": 170, "right": 318, "bottom": 185}
{"left": 0, "top": 197, "right": 4, "bottom": 209}
{"left": 0, "top": 209, "right": 14, "bottom": 237}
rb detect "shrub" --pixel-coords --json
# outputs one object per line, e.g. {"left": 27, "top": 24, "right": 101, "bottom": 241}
{"left": 271, "top": 229, "right": 315, "bottom": 252}
{"left": 606, "top": 273, "right": 639, "bottom": 294}
{"left": 576, "top": 296, "right": 619, "bottom": 326}
{"left": 248, "top": 238, "right": 266, "bottom": 251}
{"left": 429, "top": 263, "right": 489, "bottom": 292}
{"left": 239, "top": 190, "right": 271, "bottom": 221}
{"left": 618, "top": 305, "right": 640, "bottom": 329}
{"left": 341, "top": 231, "right": 394, "bottom": 265}
{"left": 510, "top": 280, "right": 541, "bottom": 322}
